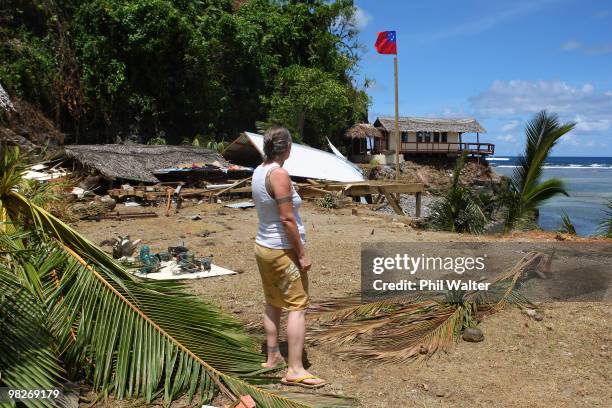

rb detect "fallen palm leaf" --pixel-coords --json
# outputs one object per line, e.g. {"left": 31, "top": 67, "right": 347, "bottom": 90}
{"left": 309, "top": 252, "right": 546, "bottom": 362}
{"left": 0, "top": 147, "right": 355, "bottom": 407}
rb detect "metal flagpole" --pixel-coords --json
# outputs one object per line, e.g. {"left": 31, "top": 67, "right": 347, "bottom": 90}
{"left": 394, "top": 56, "right": 400, "bottom": 180}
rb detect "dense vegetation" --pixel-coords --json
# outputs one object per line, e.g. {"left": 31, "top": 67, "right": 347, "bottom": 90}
{"left": 0, "top": 0, "right": 368, "bottom": 146}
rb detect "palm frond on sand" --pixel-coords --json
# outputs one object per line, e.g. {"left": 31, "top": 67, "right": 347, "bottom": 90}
{"left": 309, "top": 252, "right": 545, "bottom": 362}
{"left": 0, "top": 146, "right": 355, "bottom": 407}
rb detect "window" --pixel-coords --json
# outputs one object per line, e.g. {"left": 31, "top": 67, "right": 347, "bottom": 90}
{"left": 401, "top": 131, "right": 409, "bottom": 143}
{"left": 417, "top": 131, "right": 433, "bottom": 143}
{"left": 441, "top": 132, "right": 448, "bottom": 143}
{"left": 433, "top": 132, "right": 440, "bottom": 143}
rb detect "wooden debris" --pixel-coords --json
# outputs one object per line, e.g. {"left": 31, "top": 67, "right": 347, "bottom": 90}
{"left": 211, "top": 176, "right": 252, "bottom": 202}
{"left": 82, "top": 211, "right": 158, "bottom": 221}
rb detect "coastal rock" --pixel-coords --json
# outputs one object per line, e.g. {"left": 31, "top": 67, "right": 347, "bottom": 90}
{"left": 462, "top": 327, "right": 484, "bottom": 342}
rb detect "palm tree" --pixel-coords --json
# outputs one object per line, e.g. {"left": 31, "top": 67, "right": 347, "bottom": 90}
{"left": 0, "top": 146, "right": 354, "bottom": 407}
{"left": 558, "top": 210, "right": 577, "bottom": 235}
{"left": 502, "top": 111, "right": 575, "bottom": 232}
{"left": 597, "top": 199, "right": 612, "bottom": 238}
{"left": 427, "top": 151, "right": 487, "bottom": 234}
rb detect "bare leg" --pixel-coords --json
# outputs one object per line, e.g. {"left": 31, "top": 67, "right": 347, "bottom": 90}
{"left": 284, "top": 309, "right": 325, "bottom": 386}
{"left": 263, "top": 304, "right": 284, "bottom": 367}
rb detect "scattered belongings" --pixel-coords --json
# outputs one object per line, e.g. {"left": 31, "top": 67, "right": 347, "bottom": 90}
{"left": 107, "top": 182, "right": 254, "bottom": 207}
{"left": 110, "top": 235, "right": 142, "bottom": 259}
{"left": 154, "top": 162, "right": 253, "bottom": 184}
{"left": 70, "top": 196, "right": 117, "bottom": 220}
{"left": 223, "top": 132, "right": 365, "bottom": 182}
{"left": 224, "top": 201, "right": 255, "bottom": 209}
{"left": 23, "top": 163, "right": 70, "bottom": 181}
{"left": 134, "top": 244, "right": 235, "bottom": 280}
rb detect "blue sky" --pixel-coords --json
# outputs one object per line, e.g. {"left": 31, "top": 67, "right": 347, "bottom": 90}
{"left": 352, "top": 0, "right": 612, "bottom": 156}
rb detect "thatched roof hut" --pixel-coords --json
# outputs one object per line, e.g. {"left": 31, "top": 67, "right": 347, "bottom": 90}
{"left": 345, "top": 123, "right": 383, "bottom": 139}
{"left": 63, "top": 144, "right": 228, "bottom": 182}
{"left": 374, "top": 116, "right": 486, "bottom": 133}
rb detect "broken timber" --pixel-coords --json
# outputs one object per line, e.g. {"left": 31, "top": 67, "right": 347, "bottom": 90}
{"left": 297, "top": 181, "right": 424, "bottom": 217}
{"left": 82, "top": 211, "right": 158, "bottom": 221}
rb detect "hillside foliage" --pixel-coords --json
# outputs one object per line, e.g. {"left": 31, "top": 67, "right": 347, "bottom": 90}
{"left": 0, "top": 0, "right": 369, "bottom": 146}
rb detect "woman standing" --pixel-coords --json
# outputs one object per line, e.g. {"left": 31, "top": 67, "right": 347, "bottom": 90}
{"left": 252, "top": 127, "right": 326, "bottom": 389}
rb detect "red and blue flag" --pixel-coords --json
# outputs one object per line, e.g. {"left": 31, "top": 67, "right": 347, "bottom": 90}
{"left": 375, "top": 31, "right": 397, "bottom": 55}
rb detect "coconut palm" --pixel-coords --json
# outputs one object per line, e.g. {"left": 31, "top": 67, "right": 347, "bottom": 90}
{"left": 502, "top": 111, "right": 575, "bottom": 232}
{"left": 427, "top": 151, "right": 487, "bottom": 234}
{"left": 597, "top": 199, "right": 612, "bottom": 238}
{"left": 0, "top": 146, "right": 355, "bottom": 407}
{"left": 558, "top": 210, "right": 577, "bottom": 235}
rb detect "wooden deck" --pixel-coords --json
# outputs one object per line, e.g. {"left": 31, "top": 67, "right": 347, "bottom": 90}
{"left": 399, "top": 142, "right": 495, "bottom": 155}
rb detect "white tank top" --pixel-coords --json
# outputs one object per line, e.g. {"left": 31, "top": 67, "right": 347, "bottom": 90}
{"left": 252, "top": 162, "right": 305, "bottom": 249}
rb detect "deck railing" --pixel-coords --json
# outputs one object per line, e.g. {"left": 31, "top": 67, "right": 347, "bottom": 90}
{"left": 398, "top": 142, "right": 495, "bottom": 155}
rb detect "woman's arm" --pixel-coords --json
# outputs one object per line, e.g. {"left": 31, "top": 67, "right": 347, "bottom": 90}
{"left": 269, "top": 167, "right": 311, "bottom": 272}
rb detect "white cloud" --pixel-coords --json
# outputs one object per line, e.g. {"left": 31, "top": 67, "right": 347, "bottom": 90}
{"left": 560, "top": 39, "right": 612, "bottom": 54}
{"left": 496, "top": 134, "right": 517, "bottom": 142}
{"left": 352, "top": 6, "right": 372, "bottom": 30}
{"left": 560, "top": 133, "right": 599, "bottom": 148}
{"left": 561, "top": 39, "right": 582, "bottom": 51}
{"left": 470, "top": 80, "right": 612, "bottom": 134}
{"left": 573, "top": 114, "right": 611, "bottom": 132}
{"left": 500, "top": 120, "right": 519, "bottom": 132}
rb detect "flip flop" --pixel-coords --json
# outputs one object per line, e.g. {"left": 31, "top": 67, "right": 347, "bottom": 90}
{"left": 281, "top": 375, "right": 327, "bottom": 389}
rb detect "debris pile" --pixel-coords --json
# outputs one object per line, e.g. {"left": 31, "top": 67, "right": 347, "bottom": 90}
{"left": 0, "top": 83, "right": 14, "bottom": 112}
{"left": 371, "top": 156, "right": 504, "bottom": 193}
{"left": 138, "top": 244, "right": 213, "bottom": 275}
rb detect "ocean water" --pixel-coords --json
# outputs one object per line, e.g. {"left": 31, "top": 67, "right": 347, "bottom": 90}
{"left": 487, "top": 157, "right": 612, "bottom": 236}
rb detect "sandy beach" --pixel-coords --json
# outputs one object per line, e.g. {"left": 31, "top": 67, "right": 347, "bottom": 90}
{"left": 75, "top": 201, "right": 612, "bottom": 407}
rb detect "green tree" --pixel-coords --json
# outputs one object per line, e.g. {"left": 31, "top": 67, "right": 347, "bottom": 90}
{"left": 597, "top": 199, "right": 612, "bottom": 238}
{"left": 427, "top": 152, "right": 488, "bottom": 234}
{"left": 502, "top": 111, "right": 575, "bottom": 232}
{"left": 0, "top": 0, "right": 368, "bottom": 147}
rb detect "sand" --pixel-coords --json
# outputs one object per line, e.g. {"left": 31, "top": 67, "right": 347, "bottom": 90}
{"left": 75, "top": 200, "right": 611, "bottom": 407}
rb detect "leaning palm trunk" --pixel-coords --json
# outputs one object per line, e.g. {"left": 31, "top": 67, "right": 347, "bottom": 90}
{"left": 309, "top": 252, "right": 544, "bottom": 362}
{"left": 0, "top": 147, "right": 355, "bottom": 407}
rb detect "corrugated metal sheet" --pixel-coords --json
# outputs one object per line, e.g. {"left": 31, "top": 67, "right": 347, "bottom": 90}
{"left": 223, "top": 132, "right": 365, "bottom": 182}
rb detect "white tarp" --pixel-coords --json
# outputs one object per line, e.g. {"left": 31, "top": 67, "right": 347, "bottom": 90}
{"left": 134, "top": 262, "right": 236, "bottom": 280}
{"left": 224, "top": 132, "right": 364, "bottom": 182}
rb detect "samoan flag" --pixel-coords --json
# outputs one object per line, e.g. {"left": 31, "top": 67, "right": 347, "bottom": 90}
{"left": 374, "top": 31, "right": 397, "bottom": 55}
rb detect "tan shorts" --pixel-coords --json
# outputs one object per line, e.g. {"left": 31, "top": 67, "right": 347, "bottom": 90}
{"left": 254, "top": 243, "right": 310, "bottom": 311}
